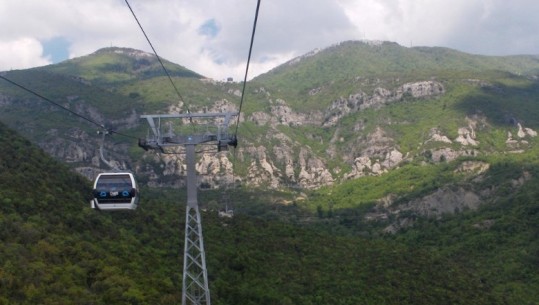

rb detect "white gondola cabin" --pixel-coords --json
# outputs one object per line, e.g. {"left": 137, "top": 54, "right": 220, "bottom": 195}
{"left": 91, "top": 172, "right": 139, "bottom": 211}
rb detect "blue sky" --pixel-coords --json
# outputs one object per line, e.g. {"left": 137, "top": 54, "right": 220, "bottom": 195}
{"left": 198, "top": 19, "right": 220, "bottom": 38}
{"left": 1, "top": 0, "right": 539, "bottom": 80}
{"left": 43, "top": 37, "right": 70, "bottom": 64}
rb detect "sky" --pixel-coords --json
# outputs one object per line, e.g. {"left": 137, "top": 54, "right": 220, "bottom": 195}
{"left": 1, "top": 0, "right": 539, "bottom": 81}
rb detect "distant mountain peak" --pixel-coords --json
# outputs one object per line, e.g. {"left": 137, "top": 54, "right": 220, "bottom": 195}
{"left": 94, "top": 47, "right": 154, "bottom": 59}
{"left": 359, "top": 39, "right": 386, "bottom": 46}
{"left": 284, "top": 40, "right": 396, "bottom": 67}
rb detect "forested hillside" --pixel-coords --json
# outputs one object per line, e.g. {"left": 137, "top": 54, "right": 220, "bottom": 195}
{"left": 0, "top": 118, "right": 539, "bottom": 305}
{"left": 1, "top": 121, "right": 529, "bottom": 304}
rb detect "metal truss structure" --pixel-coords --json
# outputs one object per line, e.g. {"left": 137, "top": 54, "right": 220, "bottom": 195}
{"left": 140, "top": 112, "right": 238, "bottom": 305}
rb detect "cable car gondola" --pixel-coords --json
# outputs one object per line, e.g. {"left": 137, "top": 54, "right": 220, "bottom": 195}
{"left": 91, "top": 172, "right": 139, "bottom": 211}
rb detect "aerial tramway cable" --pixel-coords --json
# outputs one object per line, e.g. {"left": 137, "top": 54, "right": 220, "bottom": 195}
{"left": 0, "top": 74, "right": 137, "bottom": 140}
{"left": 1, "top": 0, "right": 262, "bottom": 146}
{"left": 234, "top": 0, "right": 262, "bottom": 139}
{"left": 0, "top": 74, "right": 141, "bottom": 211}
{"left": 0, "top": 0, "right": 264, "bottom": 216}
{"left": 123, "top": 0, "right": 192, "bottom": 119}
{"left": 0, "top": 75, "right": 103, "bottom": 129}
{"left": 230, "top": 0, "right": 262, "bottom": 168}
{"left": 2, "top": 0, "right": 263, "bottom": 198}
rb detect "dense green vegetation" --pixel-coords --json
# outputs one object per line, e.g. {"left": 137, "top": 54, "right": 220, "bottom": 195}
{"left": 394, "top": 192, "right": 539, "bottom": 305}
{"left": 302, "top": 152, "right": 539, "bottom": 304}
{"left": 4, "top": 116, "right": 536, "bottom": 304}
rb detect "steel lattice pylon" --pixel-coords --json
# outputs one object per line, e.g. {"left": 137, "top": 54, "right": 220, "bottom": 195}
{"left": 182, "top": 144, "right": 210, "bottom": 305}
{"left": 140, "top": 112, "right": 237, "bottom": 305}
{"left": 182, "top": 205, "right": 210, "bottom": 305}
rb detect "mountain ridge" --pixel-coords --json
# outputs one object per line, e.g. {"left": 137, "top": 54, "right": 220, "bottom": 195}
{"left": 253, "top": 40, "right": 539, "bottom": 98}
{"left": 2, "top": 40, "right": 539, "bottom": 227}
{"left": 41, "top": 46, "right": 204, "bottom": 85}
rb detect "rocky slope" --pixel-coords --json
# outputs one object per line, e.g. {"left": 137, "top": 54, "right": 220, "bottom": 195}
{"left": 2, "top": 42, "right": 539, "bottom": 224}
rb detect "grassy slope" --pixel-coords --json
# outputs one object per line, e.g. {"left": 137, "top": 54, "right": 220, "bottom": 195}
{"left": 45, "top": 47, "right": 203, "bottom": 85}
{"left": 252, "top": 41, "right": 539, "bottom": 112}
{"left": 255, "top": 41, "right": 539, "bottom": 91}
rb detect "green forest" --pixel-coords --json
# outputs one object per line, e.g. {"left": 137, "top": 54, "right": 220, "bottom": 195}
{"left": 1, "top": 117, "right": 538, "bottom": 304}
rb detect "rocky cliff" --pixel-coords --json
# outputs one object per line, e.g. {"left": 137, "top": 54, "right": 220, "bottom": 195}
{"left": 4, "top": 75, "right": 536, "bottom": 195}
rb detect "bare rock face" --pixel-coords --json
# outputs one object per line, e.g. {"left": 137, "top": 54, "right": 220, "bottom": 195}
{"left": 197, "top": 152, "right": 235, "bottom": 188}
{"left": 423, "top": 118, "right": 485, "bottom": 163}
{"left": 127, "top": 80, "right": 447, "bottom": 189}
{"left": 297, "top": 148, "right": 334, "bottom": 188}
{"left": 506, "top": 123, "right": 537, "bottom": 151}
{"left": 345, "top": 156, "right": 372, "bottom": 179}
{"left": 429, "top": 148, "right": 478, "bottom": 163}
{"left": 270, "top": 99, "right": 308, "bottom": 126}
{"left": 249, "top": 98, "right": 323, "bottom": 127}
{"left": 380, "top": 187, "right": 482, "bottom": 234}
{"left": 454, "top": 161, "right": 490, "bottom": 174}
{"left": 381, "top": 149, "right": 403, "bottom": 168}
{"left": 249, "top": 112, "right": 272, "bottom": 125}
{"left": 239, "top": 142, "right": 334, "bottom": 189}
{"left": 426, "top": 128, "right": 452, "bottom": 144}
{"left": 41, "top": 129, "right": 94, "bottom": 164}
{"left": 373, "top": 167, "right": 532, "bottom": 234}
{"left": 273, "top": 142, "right": 296, "bottom": 181}
{"left": 323, "top": 81, "right": 445, "bottom": 126}
{"left": 344, "top": 124, "right": 405, "bottom": 180}
{"left": 455, "top": 127, "right": 478, "bottom": 146}
{"left": 246, "top": 146, "right": 282, "bottom": 188}
{"left": 8, "top": 66, "right": 538, "bottom": 197}
{"left": 207, "top": 99, "right": 238, "bottom": 113}
{"left": 406, "top": 187, "right": 481, "bottom": 217}
{"left": 363, "top": 127, "right": 395, "bottom": 159}
{"left": 345, "top": 149, "right": 404, "bottom": 179}
{"left": 397, "top": 81, "right": 445, "bottom": 98}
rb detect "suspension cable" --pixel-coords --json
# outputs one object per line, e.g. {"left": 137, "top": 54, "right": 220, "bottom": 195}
{"left": 224, "top": 0, "right": 262, "bottom": 207}
{"left": 0, "top": 74, "right": 138, "bottom": 140}
{"left": 234, "top": 0, "right": 262, "bottom": 137}
{"left": 2, "top": 0, "right": 262, "bottom": 157}
{"left": 0, "top": 75, "right": 104, "bottom": 128}
{"left": 124, "top": 0, "right": 190, "bottom": 115}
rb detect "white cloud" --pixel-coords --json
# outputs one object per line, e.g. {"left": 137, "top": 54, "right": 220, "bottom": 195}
{"left": 337, "top": 0, "right": 539, "bottom": 55}
{"left": 1, "top": 0, "right": 538, "bottom": 79}
{"left": 0, "top": 38, "right": 51, "bottom": 70}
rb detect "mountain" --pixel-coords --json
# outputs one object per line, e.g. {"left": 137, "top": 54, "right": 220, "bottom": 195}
{"left": 1, "top": 41, "right": 539, "bottom": 303}
{"left": 2, "top": 42, "right": 539, "bottom": 221}
{"left": 256, "top": 40, "right": 539, "bottom": 87}
{"left": 46, "top": 47, "right": 203, "bottom": 85}
{"left": 252, "top": 40, "right": 539, "bottom": 111}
